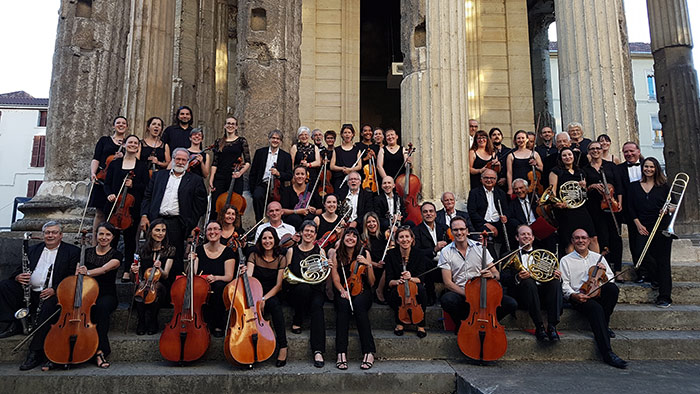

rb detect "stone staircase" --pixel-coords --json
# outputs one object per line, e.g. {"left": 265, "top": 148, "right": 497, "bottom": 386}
{"left": 1, "top": 239, "right": 699, "bottom": 393}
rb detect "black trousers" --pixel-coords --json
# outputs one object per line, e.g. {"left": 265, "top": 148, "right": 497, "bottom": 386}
{"left": 253, "top": 185, "right": 268, "bottom": 221}
{"left": 440, "top": 289, "right": 517, "bottom": 333}
{"left": 112, "top": 223, "right": 139, "bottom": 275}
{"left": 263, "top": 295, "right": 288, "bottom": 348}
{"left": 135, "top": 282, "right": 166, "bottom": 332}
{"left": 627, "top": 223, "right": 642, "bottom": 272}
{"left": 203, "top": 281, "right": 227, "bottom": 331}
{"left": 636, "top": 233, "right": 673, "bottom": 302}
{"left": 485, "top": 221, "right": 508, "bottom": 259}
{"left": 386, "top": 283, "right": 427, "bottom": 327}
{"left": 334, "top": 288, "right": 376, "bottom": 354}
{"left": 286, "top": 283, "right": 326, "bottom": 353}
{"left": 159, "top": 216, "right": 186, "bottom": 282}
{"left": 0, "top": 279, "right": 60, "bottom": 353}
{"left": 592, "top": 211, "right": 623, "bottom": 272}
{"left": 423, "top": 258, "right": 443, "bottom": 301}
{"left": 570, "top": 282, "right": 619, "bottom": 355}
{"left": 509, "top": 278, "right": 562, "bottom": 328}
{"left": 92, "top": 294, "right": 118, "bottom": 356}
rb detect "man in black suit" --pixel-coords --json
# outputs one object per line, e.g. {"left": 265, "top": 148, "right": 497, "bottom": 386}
{"left": 467, "top": 169, "right": 510, "bottom": 258}
{"left": 414, "top": 202, "right": 449, "bottom": 305}
{"left": 373, "top": 176, "right": 406, "bottom": 231}
{"left": 508, "top": 178, "right": 557, "bottom": 253}
{"left": 140, "top": 148, "right": 208, "bottom": 277}
{"left": 249, "top": 129, "right": 293, "bottom": 221}
{"left": 435, "top": 191, "right": 471, "bottom": 229}
{"left": 616, "top": 141, "right": 644, "bottom": 277}
{"left": 0, "top": 221, "right": 81, "bottom": 370}
{"left": 345, "top": 171, "right": 374, "bottom": 230}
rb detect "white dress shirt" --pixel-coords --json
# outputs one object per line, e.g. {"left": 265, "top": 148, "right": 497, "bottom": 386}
{"left": 424, "top": 222, "right": 438, "bottom": 245}
{"left": 483, "top": 187, "right": 500, "bottom": 222}
{"left": 437, "top": 239, "right": 493, "bottom": 288}
{"left": 159, "top": 171, "right": 183, "bottom": 216}
{"left": 560, "top": 250, "right": 614, "bottom": 300}
{"left": 444, "top": 210, "right": 457, "bottom": 226}
{"left": 255, "top": 221, "right": 296, "bottom": 242}
{"left": 263, "top": 148, "right": 279, "bottom": 182}
{"left": 386, "top": 193, "right": 396, "bottom": 216}
{"left": 30, "top": 247, "right": 58, "bottom": 291}
{"left": 627, "top": 161, "right": 642, "bottom": 182}
{"left": 348, "top": 189, "right": 360, "bottom": 222}
{"left": 519, "top": 198, "right": 536, "bottom": 225}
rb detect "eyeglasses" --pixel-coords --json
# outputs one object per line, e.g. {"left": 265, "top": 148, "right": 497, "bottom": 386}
{"left": 451, "top": 227, "right": 467, "bottom": 232}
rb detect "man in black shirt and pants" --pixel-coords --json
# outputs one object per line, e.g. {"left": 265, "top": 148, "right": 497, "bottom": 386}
{"left": 162, "top": 106, "right": 194, "bottom": 154}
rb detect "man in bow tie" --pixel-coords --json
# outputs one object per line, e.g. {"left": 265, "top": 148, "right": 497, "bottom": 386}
{"left": 615, "top": 142, "right": 644, "bottom": 275}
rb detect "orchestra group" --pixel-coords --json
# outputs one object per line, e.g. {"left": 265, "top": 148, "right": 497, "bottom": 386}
{"left": 0, "top": 108, "right": 686, "bottom": 372}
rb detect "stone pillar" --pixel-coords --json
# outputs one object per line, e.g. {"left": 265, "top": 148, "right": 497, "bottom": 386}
{"left": 554, "top": 0, "right": 638, "bottom": 148}
{"left": 122, "top": 0, "right": 176, "bottom": 135}
{"left": 647, "top": 0, "right": 700, "bottom": 235}
{"left": 401, "top": 0, "right": 470, "bottom": 201}
{"left": 528, "top": 1, "right": 556, "bottom": 130}
{"left": 13, "top": 0, "right": 131, "bottom": 231}
{"left": 234, "top": 0, "right": 302, "bottom": 150}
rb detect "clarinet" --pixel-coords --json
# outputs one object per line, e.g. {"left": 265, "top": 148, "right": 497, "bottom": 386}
{"left": 14, "top": 233, "right": 32, "bottom": 334}
{"left": 32, "top": 263, "right": 54, "bottom": 330}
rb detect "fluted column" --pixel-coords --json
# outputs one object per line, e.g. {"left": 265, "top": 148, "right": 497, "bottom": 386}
{"left": 647, "top": 0, "right": 700, "bottom": 234}
{"left": 401, "top": 0, "right": 470, "bottom": 202}
{"left": 554, "top": 0, "right": 638, "bottom": 148}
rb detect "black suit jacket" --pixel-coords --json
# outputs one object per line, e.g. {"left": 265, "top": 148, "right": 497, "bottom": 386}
{"left": 615, "top": 162, "right": 640, "bottom": 224}
{"left": 414, "top": 221, "right": 449, "bottom": 260}
{"left": 467, "top": 186, "right": 510, "bottom": 231}
{"left": 141, "top": 170, "right": 208, "bottom": 231}
{"left": 435, "top": 208, "right": 471, "bottom": 229}
{"left": 249, "top": 147, "right": 293, "bottom": 189}
{"left": 350, "top": 189, "right": 375, "bottom": 228}
{"left": 10, "top": 242, "right": 81, "bottom": 291}
{"left": 508, "top": 197, "right": 538, "bottom": 230}
{"left": 372, "top": 192, "right": 406, "bottom": 231}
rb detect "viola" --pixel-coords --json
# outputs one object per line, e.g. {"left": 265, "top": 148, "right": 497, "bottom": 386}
{"left": 45, "top": 231, "right": 99, "bottom": 365}
{"left": 96, "top": 143, "right": 124, "bottom": 182}
{"left": 362, "top": 150, "right": 378, "bottom": 193}
{"left": 527, "top": 151, "right": 544, "bottom": 196}
{"left": 579, "top": 248, "right": 610, "bottom": 298}
{"left": 109, "top": 171, "right": 136, "bottom": 230}
{"left": 599, "top": 184, "right": 621, "bottom": 212}
{"left": 159, "top": 230, "right": 210, "bottom": 363}
{"left": 133, "top": 252, "right": 161, "bottom": 304}
{"left": 395, "top": 143, "right": 422, "bottom": 225}
{"left": 223, "top": 248, "right": 276, "bottom": 365}
{"left": 397, "top": 255, "right": 424, "bottom": 325}
{"left": 346, "top": 243, "right": 368, "bottom": 297}
{"left": 215, "top": 157, "right": 247, "bottom": 215}
{"left": 458, "top": 232, "right": 507, "bottom": 362}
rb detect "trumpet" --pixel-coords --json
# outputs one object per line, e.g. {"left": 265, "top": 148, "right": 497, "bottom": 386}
{"left": 502, "top": 249, "right": 560, "bottom": 282}
{"left": 284, "top": 252, "right": 331, "bottom": 285}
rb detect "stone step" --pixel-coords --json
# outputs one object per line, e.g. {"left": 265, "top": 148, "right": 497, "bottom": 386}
{"left": 2, "top": 329, "right": 700, "bottom": 364}
{"left": 617, "top": 282, "right": 700, "bottom": 304}
{"left": 0, "top": 360, "right": 457, "bottom": 394}
{"left": 622, "top": 238, "right": 700, "bottom": 263}
{"left": 617, "top": 261, "right": 700, "bottom": 283}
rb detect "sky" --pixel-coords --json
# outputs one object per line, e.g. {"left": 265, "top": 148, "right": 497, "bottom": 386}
{"left": 0, "top": 0, "right": 698, "bottom": 98}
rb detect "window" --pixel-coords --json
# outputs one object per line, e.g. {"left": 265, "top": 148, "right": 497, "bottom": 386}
{"left": 30, "top": 135, "right": 46, "bottom": 167}
{"left": 646, "top": 72, "right": 656, "bottom": 101}
{"left": 651, "top": 115, "right": 663, "bottom": 147}
{"left": 37, "top": 110, "right": 47, "bottom": 127}
{"left": 27, "top": 181, "right": 43, "bottom": 198}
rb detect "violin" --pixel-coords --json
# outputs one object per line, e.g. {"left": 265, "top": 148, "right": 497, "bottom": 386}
{"left": 279, "top": 233, "right": 298, "bottom": 249}
{"left": 346, "top": 242, "right": 368, "bottom": 297}
{"left": 485, "top": 152, "right": 501, "bottom": 174}
{"left": 397, "top": 254, "right": 424, "bottom": 325}
{"left": 317, "top": 161, "right": 334, "bottom": 198}
{"left": 268, "top": 163, "right": 282, "bottom": 202}
{"left": 362, "top": 149, "right": 378, "bottom": 193}
{"left": 223, "top": 248, "right": 276, "bottom": 365}
{"left": 45, "top": 231, "right": 99, "bottom": 365}
{"left": 527, "top": 151, "right": 544, "bottom": 196}
{"left": 108, "top": 171, "right": 136, "bottom": 230}
{"left": 96, "top": 143, "right": 124, "bottom": 182}
{"left": 395, "top": 144, "right": 422, "bottom": 225}
{"left": 215, "top": 157, "right": 247, "bottom": 215}
{"left": 579, "top": 248, "right": 610, "bottom": 298}
{"left": 458, "top": 232, "right": 507, "bottom": 362}
{"left": 187, "top": 144, "right": 215, "bottom": 171}
{"left": 133, "top": 252, "right": 161, "bottom": 304}
{"left": 599, "top": 184, "right": 621, "bottom": 212}
{"left": 159, "top": 229, "right": 210, "bottom": 363}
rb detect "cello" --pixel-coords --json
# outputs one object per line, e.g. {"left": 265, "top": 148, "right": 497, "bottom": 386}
{"left": 222, "top": 247, "right": 276, "bottom": 365}
{"left": 397, "top": 253, "right": 424, "bottom": 325}
{"left": 44, "top": 231, "right": 99, "bottom": 366}
{"left": 395, "top": 144, "right": 422, "bottom": 225}
{"left": 215, "top": 157, "right": 247, "bottom": 215}
{"left": 457, "top": 232, "right": 507, "bottom": 362}
{"left": 159, "top": 229, "right": 210, "bottom": 363}
{"left": 107, "top": 171, "right": 135, "bottom": 230}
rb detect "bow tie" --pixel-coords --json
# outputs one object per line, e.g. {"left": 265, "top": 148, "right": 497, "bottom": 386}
{"left": 521, "top": 250, "right": 532, "bottom": 255}
{"left": 626, "top": 162, "right": 640, "bottom": 167}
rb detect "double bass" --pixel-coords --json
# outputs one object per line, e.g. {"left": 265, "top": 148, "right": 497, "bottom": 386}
{"left": 457, "top": 232, "right": 507, "bottom": 362}
{"left": 45, "top": 231, "right": 99, "bottom": 366}
{"left": 215, "top": 157, "right": 247, "bottom": 215}
{"left": 159, "top": 230, "right": 210, "bottom": 363}
{"left": 395, "top": 144, "right": 422, "bottom": 225}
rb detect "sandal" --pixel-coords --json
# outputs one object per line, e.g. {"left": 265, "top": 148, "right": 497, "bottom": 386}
{"left": 313, "top": 351, "right": 324, "bottom": 368}
{"left": 335, "top": 353, "right": 348, "bottom": 370}
{"left": 393, "top": 325, "right": 404, "bottom": 336}
{"left": 417, "top": 329, "right": 427, "bottom": 338}
{"left": 360, "top": 353, "right": 374, "bottom": 370}
{"left": 95, "top": 352, "right": 110, "bottom": 369}
{"left": 41, "top": 361, "right": 59, "bottom": 372}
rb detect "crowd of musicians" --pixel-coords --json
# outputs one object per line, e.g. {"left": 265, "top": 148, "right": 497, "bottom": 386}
{"left": 0, "top": 108, "right": 684, "bottom": 372}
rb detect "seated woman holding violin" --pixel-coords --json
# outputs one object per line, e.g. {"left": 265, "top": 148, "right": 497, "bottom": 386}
{"left": 329, "top": 227, "right": 376, "bottom": 370}
{"left": 314, "top": 193, "right": 345, "bottom": 251}
{"left": 191, "top": 221, "right": 236, "bottom": 337}
{"left": 384, "top": 226, "right": 428, "bottom": 338}
{"left": 281, "top": 166, "right": 321, "bottom": 230}
{"left": 217, "top": 204, "right": 245, "bottom": 246}
{"left": 361, "top": 212, "right": 388, "bottom": 305}
{"left": 130, "top": 219, "right": 175, "bottom": 335}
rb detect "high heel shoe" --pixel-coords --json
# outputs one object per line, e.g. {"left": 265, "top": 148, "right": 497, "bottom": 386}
{"left": 276, "top": 348, "right": 288, "bottom": 367}
{"left": 313, "top": 351, "right": 324, "bottom": 368}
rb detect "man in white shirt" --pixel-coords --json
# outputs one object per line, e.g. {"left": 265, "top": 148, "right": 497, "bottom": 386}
{"left": 616, "top": 141, "right": 644, "bottom": 274}
{"left": 438, "top": 217, "right": 517, "bottom": 333}
{"left": 255, "top": 201, "right": 298, "bottom": 245}
{"left": 560, "top": 229, "right": 626, "bottom": 368}
{"left": 249, "top": 130, "right": 294, "bottom": 221}
{"left": 345, "top": 171, "right": 372, "bottom": 229}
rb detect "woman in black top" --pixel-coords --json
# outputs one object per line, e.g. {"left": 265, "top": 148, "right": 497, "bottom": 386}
{"left": 186, "top": 127, "right": 211, "bottom": 179}
{"left": 628, "top": 157, "right": 673, "bottom": 308}
{"left": 468, "top": 130, "right": 496, "bottom": 189}
{"left": 506, "top": 130, "right": 543, "bottom": 196}
{"left": 284, "top": 220, "right": 327, "bottom": 367}
{"left": 75, "top": 222, "right": 122, "bottom": 368}
{"left": 209, "top": 116, "right": 251, "bottom": 214}
{"left": 139, "top": 117, "right": 169, "bottom": 177}
{"left": 314, "top": 194, "right": 344, "bottom": 251}
{"left": 103, "top": 134, "right": 150, "bottom": 281}
{"left": 377, "top": 128, "right": 408, "bottom": 180}
{"left": 90, "top": 116, "right": 128, "bottom": 242}
{"left": 130, "top": 219, "right": 175, "bottom": 335}
{"left": 330, "top": 124, "right": 362, "bottom": 195}
{"left": 361, "top": 212, "right": 388, "bottom": 304}
{"left": 384, "top": 226, "right": 427, "bottom": 338}
{"left": 217, "top": 204, "right": 245, "bottom": 247}
{"left": 549, "top": 147, "right": 599, "bottom": 255}
{"left": 193, "top": 221, "right": 236, "bottom": 337}
{"left": 281, "top": 166, "right": 321, "bottom": 230}
{"left": 330, "top": 227, "right": 376, "bottom": 370}
{"left": 245, "top": 227, "right": 289, "bottom": 367}
{"left": 583, "top": 141, "right": 623, "bottom": 275}
{"left": 291, "top": 126, "right": 322, "bottom": 187}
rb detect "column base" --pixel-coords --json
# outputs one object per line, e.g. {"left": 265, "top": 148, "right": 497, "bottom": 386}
{"left": 11, "top": 180, "right": 93, "bottom": 232}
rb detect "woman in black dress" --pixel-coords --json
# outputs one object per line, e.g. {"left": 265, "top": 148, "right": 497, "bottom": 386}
{"left": 284, "top": 220, "right": 327, "bottom": 367}
{"left": 186, "top": 127, "right": 211, "bottom": 179}
{"left": 583, "top": 141, "right": 623, "bottom": 276}
{"left": 193, "top": 221, "right": 236, "bottom": 337}
{"left": 506, "top": 130, "right": 543, "bottom": 196}
{"left": 217, "top": 204, "right": 245, "bottom": 246}
{"left": 209, "top": 116, "right": 251, "bottom": 215}
{"left": 361, "top": 212, "right": 388, "bottom": 304}
{"left": 75, "top": 222, "right": 122, "bottom": 368}
{"left": 330, "top": 227, "right": 376, "bottom": 370}
{"left": 281, "top": 166, "right": 321, "bottom": 230}
{"left": 628, "top": 157, "right": 674, "bottom": 308}
{"left": 377, "top": 128, "right": 408, "bottom": 180}
{"left": 330, "top": 124, "right": 362, "bottom": 195}
{"left": 384, "top": 226, "right": 427, "bottom": 338}
{"left": 245, "top": 227, "right": 289, "bottom": 367}
{"left": 140, "top": 116, "right": 169, "bottom": 178}
{"left": 290, "top": 126, "right": 322, "bottom": 187}
{"left": 130, "top": 219, "right": 175, "bottom": 335}
{"left": 103, "top": 134, "right": 149, "bottom": 281}
{"left": 314, "top": 193, "right": 344, "bottom": 251}
{"left": 549, "top": 147, "right": 599, "bottom": 254}
{"left": 468, "top": 129, "right": 497, "bottom": 190}
{"left": 90, "top": 116, "right": 128, "bottom": 242}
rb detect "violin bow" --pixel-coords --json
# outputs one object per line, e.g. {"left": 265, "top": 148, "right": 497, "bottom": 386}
{"left": 339, "top": 149, "right": 367, "bottom": 190}
{"left": 339, "top": 256, "right": 354, "bottom": 313}
{"left": 78, "top": 178, "right": 96, "bottom": 235}
{"left": 379, "top": 214, "right": 400, "bottom": 264}
{"left": 106, "top": 173, "right": 130, "bottom": 223}
{"left": 304, "top": 162, "right": 323, "bottom": 210}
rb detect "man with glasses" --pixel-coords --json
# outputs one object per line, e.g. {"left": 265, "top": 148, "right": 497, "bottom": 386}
{"left": 249, "top": 129, "right": 294, "bottom": 221}
{"left": 345, "top": 171, "right": 373, "bottom": 229}
{"left": 467, "top": 169, "right": 509, "bottom": 258}
{"left": 468, "top": 119, "right": 479, "bottom": 146}
{"left": 560, "top": 229, "right": 626, "bottom": 368}
{"left": 0, "top": 221, "right": 81, "bottom": 370}
{"left": 438, "top": 216, "right": 517, "bottom": 333}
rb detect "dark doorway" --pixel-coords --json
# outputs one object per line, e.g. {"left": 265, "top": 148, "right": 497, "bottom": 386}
{"left": 360, "top": 0, "right": 402, "bottom": 137}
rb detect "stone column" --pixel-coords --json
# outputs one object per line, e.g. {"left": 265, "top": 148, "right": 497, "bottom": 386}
{"left": 647, "top": 0, "right": 700, "bottom": 235}
{"left": 234, "top": 0, "right": 302, "bottom": 150}
{"left": 554, "top": 0, "right": 638, "bottom": 147}
{"left": 528, "top": 1, "right": 556, "bottom": 130}
{"left": 13, "top": 0, "right": 131, "bottom": 231}
{"left": 401, "top": 0, "right": 470, "bottom": 201}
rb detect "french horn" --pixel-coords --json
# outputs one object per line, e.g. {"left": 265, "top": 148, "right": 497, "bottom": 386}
{"left": 284, "top": 252, "right": 331, "bottom": 285}
{"left": 502, "top": 249, "right": 559, "bottom": 282}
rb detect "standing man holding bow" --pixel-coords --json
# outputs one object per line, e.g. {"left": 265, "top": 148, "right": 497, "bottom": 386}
{"left": 249, "top": 129, "right": 294, "bottom": 221}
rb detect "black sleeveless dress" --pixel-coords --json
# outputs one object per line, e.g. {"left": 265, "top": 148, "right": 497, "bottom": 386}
{"left": 510, "top": 151, "right": 532, "bottom": 183}
{"left": 470, "top": 152, "right": 490, "bottom": 188}
{"left": 382, "top": 146, "right": 405, "bottom": 179}
{"left": 552, "top": 167, "right": 596, "bottom": 244}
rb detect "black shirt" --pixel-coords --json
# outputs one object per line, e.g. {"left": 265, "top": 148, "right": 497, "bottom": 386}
{"left": 163, "top": 124, "right": 193, "bottom": 153}
{"left": 84, "top": 247, "right": 123, "bottom": 298}
{"left": 195, "top": 245, "right": 234, "bottom": 276}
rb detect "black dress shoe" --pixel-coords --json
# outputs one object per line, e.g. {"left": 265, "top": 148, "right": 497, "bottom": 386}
{"left": 276, "top": 358, "right": 287, "bottom": 367}
{"left": 19, "top": 350, "right": 43, "bottom": 371}
{"left": 603, "top": 351, "right": 628, "bottom": 369}
{"left": 416, "top": 329, "right": 427, "bottom": 338}
{"left": 546, "top": 325, "right": 560, "bottom": 342}
{"left": 607, "top": 328, "right": 616, "bottom": 338}
{"left": 0, "top": 322, "right": 20, "bottom": 339}
{"left": 535, "top": 326, "right": 547, "bottom": 342}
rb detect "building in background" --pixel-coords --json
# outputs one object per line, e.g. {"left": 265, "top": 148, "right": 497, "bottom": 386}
{"left": 550, "top": 42, "right": 663, "bottom": 165}
{"left": 0, "top": 91, "right": 47, "bottom": 229}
